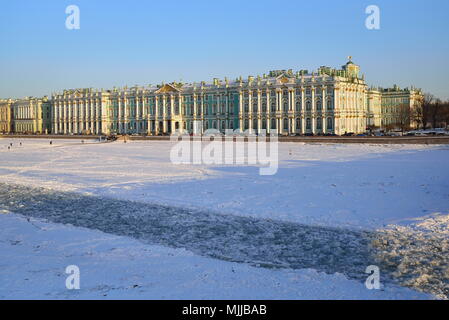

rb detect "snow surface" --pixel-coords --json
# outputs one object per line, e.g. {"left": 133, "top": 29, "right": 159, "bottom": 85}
{"left": 0, "top": 213, "right": 431, "bottom": 300}
{"left": 0, "top": 138, "right": 448, "bottom": 299}
{"left": 1, "top": 139, "right": 448, "bottom": 229}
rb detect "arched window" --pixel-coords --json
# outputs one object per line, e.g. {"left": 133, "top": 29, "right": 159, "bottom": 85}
{"left": 316, "top": 101, "right": 322, "bottom": 111}
{"left": 283, "top": 102, "right": 288, "bottom": 112}
{"left": 283, "top": 118, "right": 289, "bottom": 130}
{"left": 271, "top": 103, "right": 276, "bottom": 112}
{"left": 244, "top": 119, "right": 249, "bottom": 130}
{"left": 306, "top": 101, "right": 312, "bottom": 111}
{"left": 271, "top": 118, "right": 276, "bottom": 130}
{"left": 327, "top": 99, "right": 333, "bottom": 110}
{"left": 262, "top": 119, "right": 267, "bottom": 129}
{"left": 296, "top": 118, "right": 301, "bottom": 130}
{"left": 296, "top": 102, "right": 301, "bottom": 111}
{"left": 327, "top": 117, "right": 333, "bottom": 129}
{"left": 306, "top": 118, "right": 311, "bottom": 130}
{"left": 253, "top": 119, "right": 258, "bottom": 130}
{"left": 317, "top": 117, "right": 322, "bottom": 130}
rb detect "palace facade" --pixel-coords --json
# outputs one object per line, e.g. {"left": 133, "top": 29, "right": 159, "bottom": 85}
{"left": 1, "top": 59, "right": 423, "bottom": 136}
{"left": 0, "top": 97, "right": 51, "bottom": 134}
{"left": 0, "top": 99, "right": 13, "bottom": 133}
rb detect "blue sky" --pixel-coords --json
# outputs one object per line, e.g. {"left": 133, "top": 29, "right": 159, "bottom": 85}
{"left": 1, "top": 0, "right": 448, "bottom": 99}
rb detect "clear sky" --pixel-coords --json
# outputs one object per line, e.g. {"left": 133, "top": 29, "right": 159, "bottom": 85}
{"left": 1, "top": 0, "right": 448, "bottom": 99}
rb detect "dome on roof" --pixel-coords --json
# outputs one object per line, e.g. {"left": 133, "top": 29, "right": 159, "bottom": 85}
{"left": 346, "top": 56, "right": 355, "bottom": 65}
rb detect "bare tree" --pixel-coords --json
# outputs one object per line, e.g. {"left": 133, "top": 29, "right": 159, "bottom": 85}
{"left": 412, "top": 93, "right": 434, "bottom": 130}
{"left": 411, "top": 96, "right": 424, "bottom": 129}
{"left": 441, "top": 101, "right": 449, "bottom": 129}
{"left": 427, "top": 99, "right": 443, "bottom": 129}
{"left": 396, "top": 104, "right": 411, "bottom": 133}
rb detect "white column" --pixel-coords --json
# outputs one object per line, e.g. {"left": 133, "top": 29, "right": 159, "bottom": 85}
{"left": 239, "top": 91, "right": 243, "bottom": 132}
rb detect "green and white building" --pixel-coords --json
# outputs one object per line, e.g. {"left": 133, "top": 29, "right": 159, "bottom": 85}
{"left": 50, "top": 59, "right": 423, "bottom": 136}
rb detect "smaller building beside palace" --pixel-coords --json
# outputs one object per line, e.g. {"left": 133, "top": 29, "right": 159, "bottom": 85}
{"left": 11, "top": 97, "right": 52, "bottom": 134}
{"left": 0, "top": 97, "right": 51, "bottom": 134}
{"left": 0, "top": 99, "right": 13, "bottom": 133}
{"left": 0, "top": 59, "right": 423, "bottom": 136}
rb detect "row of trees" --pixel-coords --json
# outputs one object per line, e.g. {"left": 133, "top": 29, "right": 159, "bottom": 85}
{"left": 411, "top": 94, "right": 449, "bottom": 130}
{"left": 378, "top": 94, "right": 449, "bottom": 133}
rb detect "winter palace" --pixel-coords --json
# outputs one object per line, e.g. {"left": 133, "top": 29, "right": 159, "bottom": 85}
{"left": 0, "top": 59, "right": 423, "bottom": 136}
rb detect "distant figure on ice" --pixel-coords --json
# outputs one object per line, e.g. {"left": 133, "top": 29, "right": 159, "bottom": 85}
{"left": 50, "top": 140, "right": 53, "bottom": 145}
{"left": 19, "top": 142, "right": 22, "bottom": 147}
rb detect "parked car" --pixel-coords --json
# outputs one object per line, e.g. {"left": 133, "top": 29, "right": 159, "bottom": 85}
{"left": 386, "top": 132, "right": 401, "bottom": 137}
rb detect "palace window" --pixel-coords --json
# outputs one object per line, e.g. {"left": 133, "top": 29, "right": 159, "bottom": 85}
{"left": 306, "top": 118, "right": 311, "bottom": 130}
{"left": 317, "top": 117, "right": 322, "bottom": 130}
{"left": 316, "top": 101, "right": 322, "bottom": 111}
{"left": 306, "top": 101, "right": 312, "bottom": 111}
{"left": 327, "top": 117, "right": 333, "bottom": 129}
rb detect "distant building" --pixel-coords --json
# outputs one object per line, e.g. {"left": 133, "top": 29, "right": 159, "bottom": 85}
{"left": 11, "top": 97, "right": 51, "bottom": 134}
{"left": 367, "top": 85, "right": 422, "bottom": 130}
{"left": 51, "top": 89, "right": 109, "bottom": 135}
{"left": 0, "top": 99, "right": 13, "bottom": 133}
{"left": 1, "top": 59, "right": 424, "bottom": 136}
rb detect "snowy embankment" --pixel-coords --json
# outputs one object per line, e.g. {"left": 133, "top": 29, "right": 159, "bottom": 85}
{"left": 1, "top": 212, "right": 431, "bottom": 300}
{"left": 0, "top": 138, "right": 448, "bottom": 299}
